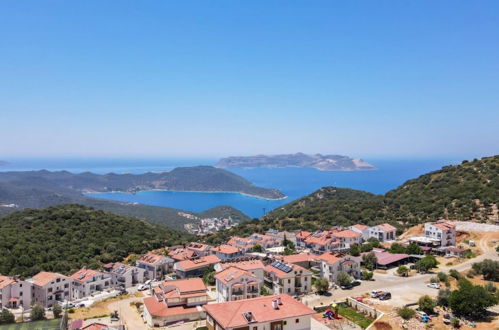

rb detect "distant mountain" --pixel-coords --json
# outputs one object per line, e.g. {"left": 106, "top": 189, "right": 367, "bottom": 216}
{"left": 206, "top": 155, "right": 499, "bottom": 243}
{"left": 0, "top": 204, "right": 192, "bottom": 277}
{"left": 215, "top": 153, "right": 374, "bottom": 171}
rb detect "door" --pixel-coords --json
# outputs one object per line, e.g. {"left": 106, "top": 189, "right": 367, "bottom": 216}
{"left": 271, "top": 321, "right": 283, "bottom": 330}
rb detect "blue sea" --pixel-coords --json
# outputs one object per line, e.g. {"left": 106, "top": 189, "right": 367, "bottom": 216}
{"left": 0, "top": 157, "right": 461, "bottom": 218}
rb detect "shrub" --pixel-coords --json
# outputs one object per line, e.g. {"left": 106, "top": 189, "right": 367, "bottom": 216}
{"left": 397, "top": 266, "right": 409, "bottom": 277}
{"left": 430, "top": 276, "right": 439, "bottom": 283}
{"left": 30, "top": 304, "right": 45, "bottom": 321}
{"left": 484, "top": 282, "right": 497, "bottom": 293}
{"left": 361, "top": 271, "right": 373, "bottom": 280}
{"left": 336, "top": 272, "right": 353, "bottom": 286}
{"left": 362, "top": 252, "right": 377, "bottom": 271}
{"left": 314, "top": 278, "right": 330, "bottom": 293}
{"left": 397, "top": 306, "right": 415, "bottom": 320}
{"left": 349, "top": 244, "right": 361, "bottom": 256}
{"left": 472, "top": 259, "right": 499, "bottom": 281}
{"left": 68, "top": 308, "right": 75, "bottom": 314}
{"left": 437, "top": 272, "right": 448, "bottom": 282}
{"left": 449, "top": 269, "right": 461, "bottom": 280}
{"left": 450, "top": 318, "right": 460, "bottom": 328}
{"left": 449, "top": 279, "right": 498, "bottom": 319}
{"left": 437, "top": 288, "right": 451, "bottom": 307}
{"left": 52, "top": 303, "right": 62, "bottom": 319}
{"left": 418, "top": 295, "right": 436, "bottom": 314}
{"left": 466, "top": 269, "right": 476, "bottom": 278}
{"left": 0, "top": 308, "right": 15, "bottom": 324}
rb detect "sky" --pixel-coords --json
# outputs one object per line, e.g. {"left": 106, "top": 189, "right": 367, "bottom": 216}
{"left": 0, "top": 1, "right": 498, "bottom": 159}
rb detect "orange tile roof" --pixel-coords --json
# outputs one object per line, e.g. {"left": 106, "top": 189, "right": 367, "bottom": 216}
{"left": 144, "top": 296, "right": 201, "bottom": 317}
{"left": 296, "top": 231, "right": 311, "bottom": 240}
{"left": 70, "top": 268, "right": 103, "bottom": 283}
{"left": 333, "top": 229, "right": 362, "bottom": 238}
{"left": 187, "top": 242, "right": 212, "bottom": 252}
{"left": 31, "top": 272, "right": 68, "bottom": 286}
{"left": 264, "top": 263, "right": 310, "bottom": 279}
{"left": 317, "top": 252, "right": 343, "bottom": 265}
{"left": 168, "top": 248, "right": 198, "bottom": 261}
{"left": 304, "top": 231, "right": 337, "bottom": 246}
{"left": 215, "top": 266, "right": 257, "bottom": 285}
{"left": 352, "top": 224, "right": 368, "bottom": 231}
{"left": 219, "top": 259, "right": 265, "bottom": 271}
{"left": 139, "top": 252, "right": 168, "bottom": 265}
{"left": 212, "top": 244, "right": 241, "bottom": 255}
{"left": 0, "top": 275, "right": 16, "bottom": 290}
{"left": 163, "top": 278, "right": 206, "bottom": 294}
{"left": 433, "top": 221, "right": 456, "bottom": 231}
{"left": 81, "top": 323, "right": 110, "bottom": 330}
{"left": 376, "top": 223, "right": 397, "bottom": 232}
{"left": 282, "top": 253, "right": 317, "bottom": 264}
{"left": 204, "top": 294, "right": 315, "bottom": 328}
{"left": 176, "top": 255, "right": 221, "bottom": 271}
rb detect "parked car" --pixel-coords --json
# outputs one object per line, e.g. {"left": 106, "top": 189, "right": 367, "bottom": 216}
{"left": 340, "top": 283, "right": 354, "bottom": 290}
{"left": 370, "top": 290, "right": 382, "bottom": 298}
{"left": 378, "top": 292, "right": 391, "bottom": 300}
{"left": 354, "top": 296, "right": 364, "bottom": 302}
{"left": 137, "top": 284, "right": 148, "bottom": 291}
{"left": 427, "top": 282, "right": 440, "bottom": 289}
{"left": 352, "top": 280, "right": 361, "bottom": 287}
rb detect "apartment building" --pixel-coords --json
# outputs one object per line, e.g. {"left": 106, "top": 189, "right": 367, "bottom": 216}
{"left": 103, "top": 262, "right": 146, "bottom": 288}
{"left": 264, "top": 261, "right": 312, "bottom": 296}
{"left": 424, "top": 221, "right": 456, "bottom": 247}
{"left": 333, "top": 229, "right": 362, "bottom": 249}
{"left": 349, "top": 224, "right": 370, "bottom": 241}
{"left": 212, "top": 245, "right": 243, "bottom": 261}
{"left": 27, "top": 272, "right": 72, "bottom": 308}
{"left": 0, "top": 275, "right": 31, "bottom": 310}
{"left": 227, "top": 236, "right": 256, "bottom": 253}
{"left": 319, "top": 252, "right": 361, "bottom": 284}
{"left": 143, "top": 278, "right": 208, "bottom": 327}
{"left": 174, "top": 255, "right": 221, "bottom": 278}
{"left": 215, "top": 259, "right": 265, "bottom": 281}
{"left": 368, "top": 224, "right": 397, "bottom": 242}
{"left": 70, "top": 268, "right": 112, "bottom": 299}
{"left": 168, "top": 247, "right": 199, "bottom": 262}
{"left": 137, "top": 252, "right": 174, "bottom": 280}
{"left": 186, "top": 242, "right": 213, "bottom": 257}
{"left": 215, "top": 266, "right": 261, "bottom": 302}
{"left": 295, "top": 231, "right": 311, "bottom": 248}
{"left": 204, "top": 294, "right": 315, "bottom": 330}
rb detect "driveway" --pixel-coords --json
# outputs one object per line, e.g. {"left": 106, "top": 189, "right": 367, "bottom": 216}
{"left": 107, "top": 297, "right": 147, "bottom": 330}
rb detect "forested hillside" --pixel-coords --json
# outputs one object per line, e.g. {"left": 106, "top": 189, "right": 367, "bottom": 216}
{"left": 0, "top": 205, "right": 192, "bottom": 277}
{"left": 206, "top": 155, "right": 499, "bottom": 244}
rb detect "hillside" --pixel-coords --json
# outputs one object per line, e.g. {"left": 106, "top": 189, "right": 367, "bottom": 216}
{"left": 0, "top": 205, "right": 192, "bottom": 278}
{"left": 216, "top": 152, "right": 374, "bottom": 171}
{"left": 198, "top": 205, "right": 251, "bottom": 222}
{"left": 206, "top": 155, "right": 499, "bottom": 243}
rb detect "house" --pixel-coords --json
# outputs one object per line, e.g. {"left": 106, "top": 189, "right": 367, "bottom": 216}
{"left": 27, "top": 272, "right": 72, "bottom": 308}
{"left": 81, "top": 322, "right": 120, "bottom": 330}
{"left": 0, "top": 275, "right": 32, "bottom": 310}
{"left": 363, "top": 249, "right": 411, "bottom": 269}
{"left": 168, "top": 247, "right": 199, "bottom": 262}
{"left": 70, "top": 268, "right": 112, "bottom": 299}
{"left": 204, "top": 294, "right": 315, "bottom": 330}
{"left": 264, "top": 261, "right": 312, "bottom": 296}
{"left": 424, "top": 221, "right": 456, "bottom": 247}
{"left": 186, "top": 242, "right": 213, "bottom": 257}
{"left": 303, "top": 231, "right": 340, "bottom": 254}
{"left": 349, "top": 224, "right": 370, "bottom": 241}
{"left": 318, "top": 253, "right": 361, "bottom": 284}
{"left": 137, "top": 252, "right": 174, "bottom": 280}
{"left": 295, "top": 231, "right": 311, "bottom": 248}
{"left": 143, "top": 278, "right": 208, "bottom": 327}
{"left": 215, "top": 266, "right": 262, "bottom": 302}
{"left": 265, "top": 229, "right": 297, "bottom": 245}
{"left": 445, "top": 246, "right": 466, "bottom": 258}
{"left": 227, "top": 236, "right": 256, "bottom": 253}
{"left": 212, "top": 245, "right": 244, "bottom": 261}
{"left": 332, "top": 229, "right": 362, "bottom": 249}
{"left": 102, "top": 262, "right": 146, "bottom": 288}
{"left": 280, "top": 253, "right": 319, "bottom": 270}
{"left": 248, "top": 233, "right": 281, "bottom": 248}
{"left": 174, "top": 255, "right": 221, "bottom": 278}
{"left": 368, "top": 224, "right": 397, "bottom": 242}
{"left": 215, "top": 259, "right": 266, "bottom": 281}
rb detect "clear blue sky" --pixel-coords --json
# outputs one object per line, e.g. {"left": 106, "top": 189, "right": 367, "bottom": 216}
{"left": 1, "top": 1, "right": 498, "bottom": 159}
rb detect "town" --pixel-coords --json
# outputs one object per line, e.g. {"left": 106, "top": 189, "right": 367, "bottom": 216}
{"left": 1, "top": 219, "right": 497, "bottom": 330}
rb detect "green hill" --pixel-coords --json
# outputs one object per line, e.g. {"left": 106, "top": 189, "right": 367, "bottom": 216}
{"left": 205, "top": 155, "right": 499, "bottom": 243}
{"left": 0, "top": 204, "right": 192, "bottom": 278}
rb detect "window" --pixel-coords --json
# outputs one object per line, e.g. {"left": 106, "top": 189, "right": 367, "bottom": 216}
{"left": 56, "top": 278, "right": 60, "bottom": 283}
{"left": 253, "top": 327, "right": 257, "bottom": 330}
{"left": 48, "top": 288, "right": 52, "bottom": 293}
{"left": 296, "top": 318, "right": 300, "bottom": 323}
{"left": 288, "top": 279, "right": 291, "bottom": 284}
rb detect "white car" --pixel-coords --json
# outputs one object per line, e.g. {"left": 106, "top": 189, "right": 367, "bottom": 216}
{"left": 137, "top": 284, "right": 149, "bottom": 291}
{"left": 427, "top": 282, "right": 440, "bottom": 289}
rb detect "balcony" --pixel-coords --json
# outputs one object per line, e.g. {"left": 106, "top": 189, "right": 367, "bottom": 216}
{"left": 232, "top": 290, "right": 244, "bottom": 296}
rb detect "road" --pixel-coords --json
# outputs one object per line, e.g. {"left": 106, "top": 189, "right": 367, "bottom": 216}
{"left": 106, "top": 296, "right": 146, "bottom": 330}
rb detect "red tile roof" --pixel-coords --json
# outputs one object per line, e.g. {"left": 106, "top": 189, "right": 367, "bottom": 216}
{"left": 204, "top": 294, "right": 315, "bottom": 328}
{"left": 187, "top": 242, "right": 212, "bottom": 252}
{"left": 333, "top": 229, "right": 362, "bottom": 238}
{"left": 219, "top": 259, "right": 265, "bottom": 272}
{"left": 144, "top": 296, "right": 201, "bottom": 317}
{"left": 317, "top": 252, "right": 343, "bottom": 265}
{"left": 176, "top": 255, "right": 221, "bottom": 271}
{"left": 214, "top": 266, "right": 257, "bottom": 285}
{"left": 296, "top": 231, "right": 311, "bottom": 240}
{"left": 264, "top": 263, "right": 310, "bottom": 279}
{"left": 30, "top": 272, "right": 68, "bottom": 286}
{"left": 352, "top": 224, "right": 368, "bottom": 231}
{"left": 372, "top": 251, "right": 409, "bottom": 266}
{"left": 376, "top": 223, "right": 397, "bottom": 232}
{"left": 433, "top": 221, "right": 456, "bottom": 231}
{"left": 81, "top": 323, "right": 110, "bottom": 330}
{"left": 0, "top": 275, "right": 16, "bottom": 290}
{"left": 282, "top": 253, "right": 317, "bottom": 264}
{"left": 70, "top": 268, "right": 103, "bottom": 283}
{"left": 139, "top": 252, "right": 168, "bottom": 265}
{"left": 168, "top": 248, "right": 198, "bottom": 261}
{"left": 212, "top": 244, "right": 241, "bottom": 255}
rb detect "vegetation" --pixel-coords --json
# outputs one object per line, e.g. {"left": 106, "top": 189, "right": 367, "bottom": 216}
{"left": 449, "top": 269, "right": 462, "bottom": 280}
{"left": 415, "top": 255, "right": 438, "bottom": 273}
{"left": 396, "top": 266, "right": 409, "bottom": 277}
{"left": 437, "top": 288, "right": 452, "bottom": 307}
{"left": 337, "top": 304, "right": 374, "bottom": 329}
{"left": 252, "top": 244, "right": 263, "bottom": 252}
{"left": 362, "top": 252, "right": 377, "bottom": 271}
{"left": 437, "top": 272, "right": 448, "bottom": 282}
{"left": 314, "top": 278, "right": 329, "bottom": 293}
{"left": 471, "top": 259, "right": 499, "bottom": 281}
{"left": 349, "top": 244, "right": 361, "bottom": 256}
{"left": 449, "top": 279, "right": 498, "bottom": 319}
{"left": 0, "top": 205, "right": 189, "bottom": 277}
{"left": 202, "top": 265, "right": 216, "bottom": 286}
{"left": 0, "top": 309, "right": 15, "bottom": 325}
{"left": 397, "top": 306, "right": 415, "bottom": 320}
{"left": 418, "top": 295, "right": 436, "bottom": 314}
{"left": 52, "top": 304, "right": 62, "bottom": 319}
{"left": 30, "top": 305, "right": 45, "bottom": 321}
{"left": 361, "top": 271, "right": 373, "bottom": 280}
{"left": 336, "top": 272, "right": 353, "bottom": 286}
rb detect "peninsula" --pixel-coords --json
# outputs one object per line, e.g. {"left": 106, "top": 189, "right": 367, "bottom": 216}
{"left": 215, "top": 153, "right": 375, "bottom": 171}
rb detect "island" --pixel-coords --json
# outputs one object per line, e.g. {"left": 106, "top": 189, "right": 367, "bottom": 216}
{"left": 215, "top": 152, "right": 375, "bottom": 171}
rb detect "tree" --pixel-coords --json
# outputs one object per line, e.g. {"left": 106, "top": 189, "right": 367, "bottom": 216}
{"left": 252, "top": 244, "right": 263, "bottom": 252}
{"left": 484, "top": 282, "right": 497, "bottom": 293}
{"left": 314, "top": 278, "right": 329, "bottom": 293}
{"left": 397, "top": 265, "right": 409, "bottom": 277}
{"left": 389, "top": 243, "right": 406, "bottom": 254}
{"left": 362, "top": 252, "right": 377, "bottom": 271}
{"left": 349, "top": 244, "right": 360, "bottom": 256}
{"left": 449, "top": 269, "right": 462, "bottom": 280}
{"left": 418, "top": 295, "right": 436, "bottom": 314}
{"left": 53, "top": 303, "right": 62, "bottom": 319}
{"left": 283, "top": 246, "right": 295, "bottom": 256}
{"left": 397, "top": 306, "right": 415, "bottom": 320}
{"left": 360, "top": 243, "right": 374, "bottom": 253}
{"left": 415, "top": 255, "right": 438, "bottom": 273}
{"left": 449, "top": 279, "right": 498, "bottom": 319}
{"left": 406, "top": 243, "right": 423, "bottom": 255}
{"left": 202, "top": 265, "right": 216, "bottom": 286}
{"left": 472, "top": 259, "right": 499, "bottom": 281}
{"left": 0, "top": 308, "right": 15, "bottom": 324}
{"left": 437, "top": 288, "right": 452, "bottom": 307}
{"left": 367, "top": 237, "right": 381, "bottom": 248}
{"left": 361, "top": 271, "right": 373, "bottom": 280}
{"left": 30, "top": 304, "right": 46, "bottom": 321}
{"left": 437, "top": 272, "right": 448, "bottom": 282}
{"left": 336, "top": 272, "right": 352, "bottom": 286}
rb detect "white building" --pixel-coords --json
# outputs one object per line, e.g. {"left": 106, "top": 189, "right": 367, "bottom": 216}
{"left": 263, "top": 261, "right": 312, "bottom": 296}
{"left": 103, "top": 262, "right": 146, "bottom": 288}
{"left": 333, "top": 229, "right": 363, "bottom": 249}
{"left": 70, "top": 268, "right": 112, "bottom": 299}
{"left": 349, "top": 224, "right": 370, "bottom": 242}
{"left": 424, "top": 221, "right": 456, "bottom": 247}
{"left": 215, "top": 266, "right": 261, "bottom": 302}
{"left": 0, "top": 275, "right": 32, "bottom": 310}
{"left": 204, "top": 294, "right": 315, "bottom": 330}
{"left": 368, "top": 223, "right": 397, "bottom": 242}
{"left": 211, "top": 245, "right": 243, "bottom": 262}
{"left": 318, "top": 252, "right": 361, "bottom": 284}
{"left": 215, "top": 259, "right": 265, "bottom": 281}
{"left": 136, "top": 252, "right": 174, "bottom": 280}
{"left": 27, "top": 272, "right": 73, "bottom": 308}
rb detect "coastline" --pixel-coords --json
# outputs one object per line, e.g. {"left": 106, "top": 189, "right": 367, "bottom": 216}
{"left": 83, "top": 188, "right": 288, "bottom": 201}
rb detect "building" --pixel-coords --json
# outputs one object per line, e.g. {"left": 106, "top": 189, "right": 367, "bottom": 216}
{"left": 248, "top": 233, "right": 281, "bottom": 248}
{"left": 174, "top": 255, "right": 221, "bottom": 278}
{"left": 227, "top": 236, "right": 256, "bottom": 253}
{"left": 137, "top": 252, "right": 174, "bottom": 280}
{"left": 303, "top": 231, "right": 340, "bottom": 254}
{"left": 186, "top": 242, "right": 213, "bottom": 257}
{"left": 265, "top": 229, "right": 297, "bottom": 245}
{"left": 102, "top": 262, "right": 145, "bottom": 288}
{"left": 349, "top": 224, "right": 370, "bottom": 241}
{"left": 143, "top": 278, "right": 208, "bottom": 327}
{"left": 445, "top": 246, "right": 466, "bottom": 258}
{"left": 204, "top": 294, "right": 315, "bottom": 330}
{"left": 424, "top": 221, "right": 456, "bottom": 247}
{"left": 264, "top": 261, "right": 312, "bottom": 296}
{"left": 332, "top": 229, "right": 362, "bottom": 249}
{"left": 280, "top": 253, "right": 318, "bottom": 270}
{"left": 212, "top": 245, "right": 244, "bottom": 261}
{"left": 368, "top": 224, "right": 397, "bottom": 242}
{"left": 318, "top": 253, "right": 361, "bottom": 284}
{"left": 0, "top": 275, "right": 31, "bottom": 310}
{"left": 295, "top": 231, "right": 311, "bottom": 248}
{"left": 363, "top": 249, "right": 411, "bottom": 269}
{"left": 215, "top": 266, "right": 261, "bottom": 302}
{"left": 81, "top": 322, "right": 121, "bottom": 330}
{"left": 215, "top": 259, "right": 266, "bottom": 281}
{"left": 168, "top": 247, "right": 199, "bottom": 262}
{"left": 70, "top": 268, "right": 112, "bottom": 299}
{"left": 27, "top": 272, "right": 72, "bottom": 308}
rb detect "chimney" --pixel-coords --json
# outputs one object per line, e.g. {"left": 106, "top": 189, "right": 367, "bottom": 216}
{"left": 272, "top": 299, "right": 279, "bottom": 310}
{"left": 277, "top": 297, "right": 282, "bottom": 305}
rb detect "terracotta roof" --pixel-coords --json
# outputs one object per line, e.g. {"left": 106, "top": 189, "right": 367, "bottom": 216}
{"left": 264, "top": 263, "right": 310, "bottom": 279}
{"left": 352, "top": 224, "right": 368, "bottom": 231}
{"left": 176, "top": 255, "right": 221, "bottom": 271}
{"left": 371, "top": 251, "right": 409, "bottom": 266}
{"left": 215, "top": 266, "right": 257, "bottom": 285}
{"left": 82, "top": 323, "right": 111, "bottom": 330}
{"left": 433, "top": 221, "right": 456, "bottom": 231}
{"left": 30, "top": 272, "right": 68, "bottom": 286}
{"left": 162, "top": 278, "right": 206, "bottom": 295}
{"left": 139, "top": 252, "right": 169, "bottom": 265}
{"left": 0, "top": 275, "right": 16, "bottom": 289}
{"left": 70, "top": 268, "right": 104, "bottom": 283}
{"left": 187, "top": 242, "right": 212, "bottom": 252}
{"left": 304, "top": 231, "right": 336, "bottom": 246}
{"left": 168, "top": 248, "right": 198, "bottom": 261}
{"left": 282, "top": 253, "right": 317, "bottom": 264}
{"left": 375, "top": 223, "right": 397, "bottom": 232}
{"left": 204, "top": 294, "right": 315, "bottom": 328}
{"left": 334, "top": 229, "right": 362, "bottom": 238}
{"left": 317, "top": 252, "right": 343, "bottom": 265}
{"left": 219, "top": 259, "right": 265, "bottom": 271}
{"left": 212, "top": 244, "right": 241, "bottom": 255}
{"left": 144, "top": 296, "right": 201, "bottom": 317}
{"left": 296, "top": 231, "right": 311, "bottom": 239}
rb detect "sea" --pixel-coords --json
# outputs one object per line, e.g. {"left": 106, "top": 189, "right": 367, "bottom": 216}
{"left": 0, "top": 157, "right": 461, "bottom": 218}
